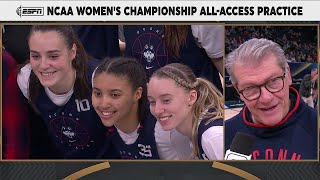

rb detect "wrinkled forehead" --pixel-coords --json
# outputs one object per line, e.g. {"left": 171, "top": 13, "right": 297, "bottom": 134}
{"left": 233, "top": 55, "right": 284, "bottom": 85}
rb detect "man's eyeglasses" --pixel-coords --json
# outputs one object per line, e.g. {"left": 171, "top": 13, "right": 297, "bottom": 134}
{"left": 237, "top": 72, "right": 286, "bottom": 101}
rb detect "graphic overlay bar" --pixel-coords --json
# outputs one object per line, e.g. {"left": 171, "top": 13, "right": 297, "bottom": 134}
{"left": 0, "top": 1, "right": 319, "bottom": 21}
{"left": 62, "top": 162, "right": 110, "bottom": 180}
{"left": 212, "top": 162, "right": 260, "bottom": 180}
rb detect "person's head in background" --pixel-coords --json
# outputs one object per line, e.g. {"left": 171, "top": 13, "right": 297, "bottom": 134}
{"left": 147, "top": 63, "right": 223, "bottom": 157}
{"left": 225, "top": 38, "right": 293, "bottom": 126}
{"left": 91, "top": 57, "right": 147, "bottom": 133}
{"left": 163, "top": 25, "right": 188, "bottom": 58}
{"left": 311, "top": 68, "right": 318, "bottom": 78}
{"left": 27, "top": 25, "right": 89, "bottom": 103}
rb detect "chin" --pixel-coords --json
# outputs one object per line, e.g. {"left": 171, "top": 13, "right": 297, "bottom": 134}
{"left": 39, "top": 80, "right": 55, "bottom": 88}
{"left": 261, "top": 118, "right": 281, "bottom": 126}
{"left": 160, "top": 124, "right": 174, "bottom": 131}
{"left": 101, "top": 119, "right": 115, "bottom": 127}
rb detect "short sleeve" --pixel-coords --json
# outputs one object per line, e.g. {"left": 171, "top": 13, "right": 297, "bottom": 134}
{"left": 191, "top": 25, "right": 224, "bottom": 59}
{"left": 17, "top": 63, "right": 32, "bottom": 99}
{"left": 201, "top": 126, "right": 224, "bottom": 160}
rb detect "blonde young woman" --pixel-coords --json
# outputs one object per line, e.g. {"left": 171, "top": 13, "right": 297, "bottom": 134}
{"left": 147, "top": 63, "right": 224, "bottom": 160}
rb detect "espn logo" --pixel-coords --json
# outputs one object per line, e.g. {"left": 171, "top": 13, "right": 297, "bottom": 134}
{"left": 16, "top": 6, "right": 44, "bottom": 17}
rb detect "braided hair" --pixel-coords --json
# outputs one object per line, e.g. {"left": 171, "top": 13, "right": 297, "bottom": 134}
{"left": 151, "top": 63, "right": 224, "bottom": 158}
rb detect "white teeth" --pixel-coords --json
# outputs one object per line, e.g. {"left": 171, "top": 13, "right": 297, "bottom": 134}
{"left": 102, "top": 112, "right": 114, "bottom": 116}
{"left": 159, "top": 117, "right": 169, "bottom": 121}
{"left": 261, "top": 106, "right": 276, "bottom": 111}
{"left": 41, "top": 72, "right": 54, "bottom": 76}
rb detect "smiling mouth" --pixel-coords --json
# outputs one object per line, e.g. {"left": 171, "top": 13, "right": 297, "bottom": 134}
{"left": 158, "top": 115, "right": 172, "bottom": 121}
{"left": 100, "top": 111, "right": 116, "bottom": 119}
{"left": 102, "top": 111, "right": 115, "bottom": 116}
{"left": 40, "top": 72, "right": 55, "bottom": 76}
{"left": 260, "top": 105, "right": 277, "bottom": 111}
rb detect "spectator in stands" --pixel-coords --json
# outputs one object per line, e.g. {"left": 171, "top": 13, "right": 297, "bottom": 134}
{"left": 299, "top": 68, "right": 318, "bottom": 108}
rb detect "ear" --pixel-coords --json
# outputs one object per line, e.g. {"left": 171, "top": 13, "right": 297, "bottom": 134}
{"left": 188, "top": 90, "right": 197, "bottom": 106}
{"left": 134, "top": 87, "right": 143, "bottom": 103}
{"left": 285, "top": 66, "right": 292, "bottom": 86}
{"left": 70, "top": 43, "right": 77, "bottom": 60}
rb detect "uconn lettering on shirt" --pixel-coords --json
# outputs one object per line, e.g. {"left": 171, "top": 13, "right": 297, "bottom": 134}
{"left": 253, "top": 148, "right": 301, "bottom": 160}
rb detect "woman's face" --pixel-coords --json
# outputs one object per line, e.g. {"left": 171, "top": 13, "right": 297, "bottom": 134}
{"left": 147, "top": 77, "right": 196, "bottom": 131}
{"left": 29, "top": 30, "right": 76, "bottom": 94}
{"left": 92, "top": 73, "right": 142, "bottom": 128}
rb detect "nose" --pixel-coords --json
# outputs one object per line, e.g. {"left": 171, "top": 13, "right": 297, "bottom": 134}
{"left": 154, "top": 102, "right": 164, "bottom": 115}
{"left": 259, "top": 86, "right": 273, "bottom": 103}
{"left": 39, "top": 57, "right": 50, "bottom": 69}
{"left": 98, "top": 96, "right": 112, "bottom": 109}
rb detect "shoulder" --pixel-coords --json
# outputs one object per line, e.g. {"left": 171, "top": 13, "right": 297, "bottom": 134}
{"left": 191, "top": 25, "right": 224, "bottom": 59}
{"left": 201, "top": 126, "right": 224, "bottom": 160}
{"left": 198, "top": 118, "right": 223, "bottom": 134}
{"left": 201, "top": 126, "right": 223, "bottom": 141}
{"left": 154, "top": 121, "right": 192, "bottom": 160}
{"left": 17, "top": 63, "right": 32, "bottom": 99}
{"left": 191, "top": 25, "right": 224, "bottom": 38}
{"left": 225, "top": 112, "right": 243, "bottom": 128}
{"left": 224, "top": 112, "right": 244, "bottom": 149}
{"left": 225, "top": 112, "right": 245, "bottom": 135}
{"left": 303, "top": 74, "right": 311, "bottom": 79}
{"left": 198, "top": 118, "right": 223, "bottom": 141}
{"left": 296, "top": 102, "right": 318, "bottom": 135}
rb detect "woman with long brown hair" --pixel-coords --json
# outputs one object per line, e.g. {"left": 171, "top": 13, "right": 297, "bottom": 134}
{"left": 17, "top": 25, "right": 110, "bottom": 159}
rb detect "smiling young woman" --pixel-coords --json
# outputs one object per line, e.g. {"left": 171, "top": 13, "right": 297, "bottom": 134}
{"left": 91, "top": 57, "right": 160, "bottom": 159}
{"left": 17, "top": 25, "right": 111, "bottom": 159}
{"left": 147, "top": 63, "right": 224, "bottom": 160}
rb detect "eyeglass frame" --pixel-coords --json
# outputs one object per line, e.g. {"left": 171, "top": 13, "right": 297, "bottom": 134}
{"left": 236, "top": 71, "right": 286, "bottom": 101}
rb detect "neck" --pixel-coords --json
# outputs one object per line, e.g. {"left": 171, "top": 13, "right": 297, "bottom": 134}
{"left": 176, "top": 111, "right": 194, "bottom": 140}
{"left": 115, "top": 104, "right": 140, "bottom": 134}
{"left": 49, "top": 69, "right": 76, "bottom": 95}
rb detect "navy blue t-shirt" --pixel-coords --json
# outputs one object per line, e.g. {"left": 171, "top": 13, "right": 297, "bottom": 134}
{"left": 73, "top": 25, "right": 120, "bottom": 60}
{"left": 123, "top": 25, "right": 222, "bottom": 93}
{"left": 100, "top": 110, "right": 160, "bottom": 159}
{"left": 34, "top": 59, "right": 108, "bottom": 159}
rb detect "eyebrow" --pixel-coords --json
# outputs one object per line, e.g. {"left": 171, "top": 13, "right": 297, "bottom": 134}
{"left": 29, "top": 50, "right": 61, "bottom": 53}
{"left": 47, "top": 50, "right": 61, "bottom": 53}
{"left": 29, "top": 50, "right": 39, "bottom": 53}
{"left": 92, "top": 87, "right": 122, "bottom": 93}
{"left": 241, "top": 72, "right": 283, "bottom": 88}
{"left": 92, "top": 87, "right": 101, "bottom": 91}
{"left": 147, "top": 93, "right": 173, "bottom": 99}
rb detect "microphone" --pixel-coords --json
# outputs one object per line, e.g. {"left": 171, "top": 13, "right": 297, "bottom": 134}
{"left": 224, "top": 132, "right": 255, "bottom": 160}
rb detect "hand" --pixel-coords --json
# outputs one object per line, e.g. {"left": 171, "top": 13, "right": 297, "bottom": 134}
{"left": 311, "top": 74, "right": 318, "bottom": 82}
